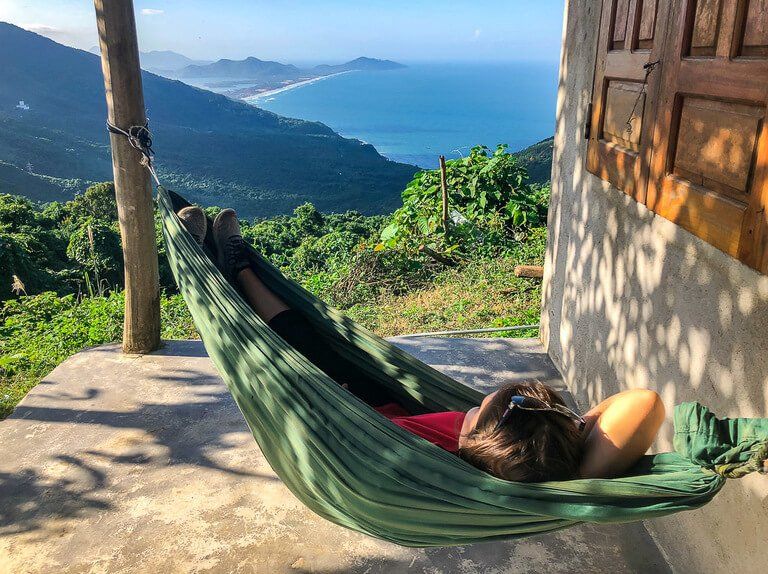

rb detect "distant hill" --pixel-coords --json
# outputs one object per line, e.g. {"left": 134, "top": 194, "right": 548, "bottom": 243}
{"left": 313, "top": 57, "right": 406, "bottom": 75}
{"left": 1, "top": 23, "right": 417, "bottom": 217}
{"left": 89, "top": 46, "right": 211, "bottom": 75}
{"left": 140, "top": 50, "right": 212, "bottom": 75}
{"left": 512, "top": 137, "right": 553, "bottom": 184}
{"left": 180, "top": 57, "right": 302, "bottom": 80}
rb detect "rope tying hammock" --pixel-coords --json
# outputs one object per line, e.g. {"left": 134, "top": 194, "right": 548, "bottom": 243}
{"left": 157, "top": 187, "right": 768, "bottom": 547}
{"left": 106, "top": 120, "right": 161, "bottom": 186}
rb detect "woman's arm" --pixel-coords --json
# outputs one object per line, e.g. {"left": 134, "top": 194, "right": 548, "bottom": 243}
{"left": 579, "top": 389, "right": 666, "bottom": 479}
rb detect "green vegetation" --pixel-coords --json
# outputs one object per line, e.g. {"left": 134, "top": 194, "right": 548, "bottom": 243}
{"left": 380, "top": 145, "right": 548, "bottom": 257}
{"left": 511, "top": 137, "right": 554, "bottom": 185}
{"left": 0, "top": 183, "right": 123, "bottom": 297}
{"left": 346, "top": 233, "right": 545, "bottom": 337}
{"left": 1, "top": 145, "right": 548, "bottom": 419}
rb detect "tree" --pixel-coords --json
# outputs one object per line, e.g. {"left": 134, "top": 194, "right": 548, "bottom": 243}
{"left": 65, "top": 182, "right": 118, "bottom": 226}
{"left": 292, "top": 203, "right": 325, "bottom": 237}
{"left": 0, "top": 194, "right": 69, "bottom": 298}
{"left": 66, "top": 220, "right": 123, "bottom": 295}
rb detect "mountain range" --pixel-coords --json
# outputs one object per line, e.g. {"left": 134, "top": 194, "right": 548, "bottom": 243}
{"left": 179, "top": 56, "right": 406, "bottom": 98}
{"left": 180, "top": 56, "right": 405, "bottom": 79}
{"left": 314, "top": 57, "right": 406, "bottom": 75}
{"left": 2, "top": 23, "right": 417, "bottom": 217}
{"left": 180, "top": 57, "right": 301, "bottom": 79}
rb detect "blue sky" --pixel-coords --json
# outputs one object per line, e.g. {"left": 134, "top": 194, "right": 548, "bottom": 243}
{"left": 0, "top": 1, "right": 564, "bottom": 64}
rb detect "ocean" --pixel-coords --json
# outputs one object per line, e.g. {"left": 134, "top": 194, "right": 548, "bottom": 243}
{"left": 248, "top": 62, "right": 559, "bottom": 169}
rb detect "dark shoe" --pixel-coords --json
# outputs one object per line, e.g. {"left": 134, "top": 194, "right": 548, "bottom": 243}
{"left": 212, "top": 208, "right": 250, "bottom": 281}
{"left": 177, "top": 206, "right": 207, "bottom": 246}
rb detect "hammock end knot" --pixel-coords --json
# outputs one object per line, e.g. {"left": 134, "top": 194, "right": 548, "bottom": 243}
{"left": 709, "top": 441, "right": 768, "bottom": 479}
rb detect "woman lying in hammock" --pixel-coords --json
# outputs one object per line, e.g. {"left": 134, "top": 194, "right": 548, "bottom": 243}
{"left": 178, "top": 206, "right": 666, "bottom": 483}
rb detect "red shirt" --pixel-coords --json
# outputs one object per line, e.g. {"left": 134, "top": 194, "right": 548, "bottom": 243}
{"left": 375, "top": 403, "right": 467, "bottom": 453}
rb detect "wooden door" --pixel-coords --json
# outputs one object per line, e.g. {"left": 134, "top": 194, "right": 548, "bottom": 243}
{"left": 646, "top": 0, "right": 768, "bottom": 272}
{"left": 587, "top": 0, "right": 669, "bottom": 203}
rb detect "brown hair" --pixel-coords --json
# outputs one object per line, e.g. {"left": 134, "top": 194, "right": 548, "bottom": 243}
{"left": 458, "top": 382, "right": 583, "bottom": 482}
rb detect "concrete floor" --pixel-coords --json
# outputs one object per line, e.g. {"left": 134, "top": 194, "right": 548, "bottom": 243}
{"left": 0, "top": 338, "right": 670, "bottom": 574}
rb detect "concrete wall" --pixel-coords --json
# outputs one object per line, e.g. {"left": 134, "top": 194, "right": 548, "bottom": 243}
{"left": 542, "top": 2, "right": 768, "bottom": 572}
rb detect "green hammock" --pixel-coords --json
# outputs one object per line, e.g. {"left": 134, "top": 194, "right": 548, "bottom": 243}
{"left": 158, "top": 187, "right": 768, "bottom": 547}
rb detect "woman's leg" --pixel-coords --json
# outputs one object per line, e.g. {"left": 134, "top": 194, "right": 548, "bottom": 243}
{"left": 236, "top": 267, "right": 348, "bottom": 379}
{"left": 236, "top": 267, "right": 394, "bottom": 406}
{"left": 236, "top": 267, "right": 289, "bottom": 323}
{"left": 579, "top": 389, "right": 666, "bottom": 479}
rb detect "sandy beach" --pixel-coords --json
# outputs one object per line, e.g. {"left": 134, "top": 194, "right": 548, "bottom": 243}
{"left": 242, "top": 70, "right": 355, "bottom": 103}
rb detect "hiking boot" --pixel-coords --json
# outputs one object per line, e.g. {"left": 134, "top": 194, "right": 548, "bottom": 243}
{"left": 212, "top": 208, "right": 250, "bottom": 281}
{"left": 177, "top": 206, "right": 207, "bottom": 247}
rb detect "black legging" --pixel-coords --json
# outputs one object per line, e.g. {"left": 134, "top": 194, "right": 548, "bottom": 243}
{"left": 268, "top": 309, "right": 394, "bottom": 407}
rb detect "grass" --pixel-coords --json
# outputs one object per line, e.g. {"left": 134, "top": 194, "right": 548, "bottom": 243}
{"left": 346, "top": 257, "right": 542, "bottom": 337}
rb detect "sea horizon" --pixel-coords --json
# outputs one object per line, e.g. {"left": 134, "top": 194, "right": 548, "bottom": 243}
{"left": 183, "top": 61, "right": 559, "bottom": 169}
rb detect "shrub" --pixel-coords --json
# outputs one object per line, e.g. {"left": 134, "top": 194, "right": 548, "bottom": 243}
{"left": 0, "top": 194, "right": 70, "bottom": 296}
{"left": 379, "top": 145, "right": 549, "bottom": 257}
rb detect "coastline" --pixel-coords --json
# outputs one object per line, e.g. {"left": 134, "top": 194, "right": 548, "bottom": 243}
{"left": 242, "top": 70, "right": 356, "bottom": 103}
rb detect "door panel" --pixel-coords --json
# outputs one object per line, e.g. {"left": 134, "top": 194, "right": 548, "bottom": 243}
{"left": 637, "top": 0, "right": 660, "bottom": 49}
{"left": 587, "top": 0, "right": 669, "bottom": 203}
{"left": 647, "top": 0, "right": 768, "bottom": 272}
{"left": 738, "top": 0, "right": 768, "bottom": 57}
{"left": 688, "top": 0, "right": 724, "bottom": 55}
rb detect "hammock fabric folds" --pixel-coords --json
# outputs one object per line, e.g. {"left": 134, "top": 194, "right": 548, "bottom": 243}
{"left": 159, "top": 187, "right": 768, "bottom": 547}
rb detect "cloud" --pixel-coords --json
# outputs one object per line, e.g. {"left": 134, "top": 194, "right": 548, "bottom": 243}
{"left": 27, "top": 24, "right": 83, "bottom": 44}
{"left": 28, "top": 24, "right": 58, "bottom": 34}
{"left": 141, "top": 8, "right": 164, "bottom": 16}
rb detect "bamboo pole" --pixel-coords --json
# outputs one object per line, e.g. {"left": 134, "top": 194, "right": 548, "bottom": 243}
{"left": 94, "top": 0, "right": 160, "bottom": 353}
{"left": 439, "top": 155, "right": 449, "bottom": 231}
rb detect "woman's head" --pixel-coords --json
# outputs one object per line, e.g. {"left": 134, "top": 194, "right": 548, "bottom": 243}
{"left": 458, "top": 382, "right": 583, "bottom": 482}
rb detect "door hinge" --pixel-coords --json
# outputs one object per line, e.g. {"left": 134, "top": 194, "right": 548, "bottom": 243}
{"left": 584, "top": 103, "right": 593, "bottom": 140}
